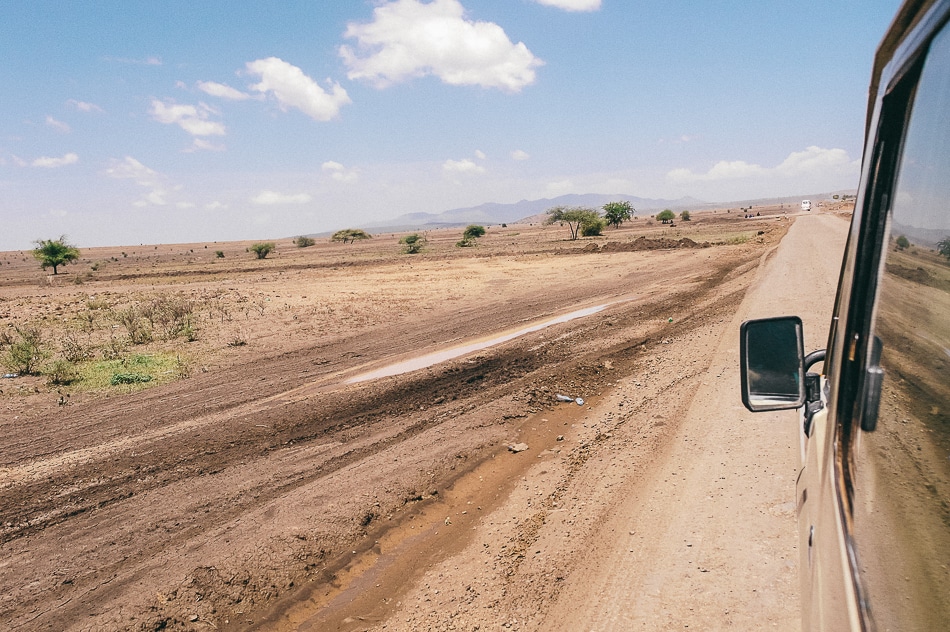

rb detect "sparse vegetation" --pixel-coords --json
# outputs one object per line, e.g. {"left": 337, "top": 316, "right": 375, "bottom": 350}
{"left": 332, "top": 229, "right": 372, "bottom": 244}
{"left": 895, "top": 235, "right": 910, "bottom": 250}
{"left": 294, "top": 236, "right": 316, "bottom": 248}
{"left": 2, "top": 326, "right": 47, "bottom": 374}
{"left": 401, "top": 233, "right": 424, "bottom": 254}
{"left": 603, "top": 201, "right": 633, "bottom": 229}
{"left": 44, "top": 358, "right": 79, "bottom": 385}
{"left": 32, "top": 236, "right": 80, "bottom": 274}
{"left": 215, "top": 250, "right": 225, "bottom": 258}
{"left": 680, "top": 210, "right": 691, "bottom": 221}
{"left": 250, "top": 242, "right": 275, "bottom": 259}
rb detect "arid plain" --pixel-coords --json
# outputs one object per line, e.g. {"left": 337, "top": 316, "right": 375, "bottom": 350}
{"left": 0, "top": 204, "right": 849, "bottom": 631}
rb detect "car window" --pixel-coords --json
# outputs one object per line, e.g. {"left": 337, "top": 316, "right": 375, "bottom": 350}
{"left": 851, "top": 20, "right": 950, "bottom": 631}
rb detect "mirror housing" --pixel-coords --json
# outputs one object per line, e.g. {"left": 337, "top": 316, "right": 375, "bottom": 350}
{"left": 740, "top": 316, "right": 806, "bottom": 412}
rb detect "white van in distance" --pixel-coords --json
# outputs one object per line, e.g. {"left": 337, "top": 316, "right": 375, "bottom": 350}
{"left": 801, "top": 199, "right": 812, "bottom": 211}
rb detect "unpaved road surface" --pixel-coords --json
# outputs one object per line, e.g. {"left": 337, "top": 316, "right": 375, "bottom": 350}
{"left": 0, "top": 210, "right": 848, "bottom": 631}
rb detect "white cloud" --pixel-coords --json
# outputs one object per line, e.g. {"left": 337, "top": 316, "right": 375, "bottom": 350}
{"left": 511, "top": 149, "right": 530, "bottom": 161}
{"left": 774, "top": 145, "right": 855, "bottom": 176}
{"left": 176, "top": 202, "right": 196, "bottom": 209}
{"left": 188, "top": 138, "right": 226, "bottom": 152}
{"left": 475, "top": 149, "right": 486, "bottom": 160}
{"left": 251, "top": 190, "right": 313, "bottom": 205}
{"left": 546, "top": 179, "right": 574, "bottom": 195}
{"left": 104, "top": 156, "right": 171, "bottom": 206}
{"left": 32, "top": 153, "right": 79, "bottom": 168}
{"left": 322, "top": 161, "right": 359, "bottom": 183}
{"left": 45, "top": 116, "right": 71, "bottom": 133}
{"left": 665, "top": 146, "right": 861, "bottom": 200}
{"left": 197, "top": 80, "right": 251, "bottom": 101}
{"left": 668, "top": 146, "right": 857, "bottom": 183}
{"left": 443, "top": 158, "right": 485, "bottom": 174}
{"left": 67, "top": 99, "right": 104, "bottom": 113}
{"left": 149, "top": 100, "right": 226, "bottom": 136}
{"left": 532, "top": 0, "right": 601, "bottom": 11}
{"left": 205, "top": 201, "right": 228, "bottom": 210}
{"left": 339, "top": 0, "right": 543, "bottom": 92}
{"left": 246, "top": 57, "right": 351, "bottom": 121}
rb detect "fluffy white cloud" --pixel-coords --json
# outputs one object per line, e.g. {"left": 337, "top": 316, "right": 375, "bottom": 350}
{"left": 67, "top": 99, "right": 104, "bottom": 113}
{"left": 251, "top": 190, "right": 313, "bottom": 205}
{"left": 665, "top": 146, "right": 861, "bottom": 200}
{"left": 32, "top": 153, "right": 78, "bottom": 168}
{"left": 475, "top": 149, "right": 487, "bottom": 160}
{"left": 104, "top": 156, "right": 171, "bottom": 206}
{"left": 339, "top": 0, "right": 543, "bottom": 92}
{"left": 45, "top": 116, "right": 71, "bottom": 133}
{"left": 511, "top": 149, "right": 530, "bottom": 161}
{"left": 322, "top": 161, "right": 359, "bottom": 183}
{"left": 197, "top": 80, "right": 251, "bottom": 101}
{"left": 532, "top": 0, "right": 601, "bottom": 11}
{"left": 774, "top": 146, "right": 855, "bottom": 176}
{"left": 443, "top": 158, "right": 485, "bottom": 174}
{"left": 668, "top": 146, "right": 857, "bottom": 183}
{"left": 246, "top": 57, "right": 351, "bottom": 121}
{"left": 149, "top": 100, "right": 226, "bottom": 136}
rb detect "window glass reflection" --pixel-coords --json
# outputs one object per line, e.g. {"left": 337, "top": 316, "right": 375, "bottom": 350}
{"left": 853, "top": 24, "right": 950, "bottom": 631}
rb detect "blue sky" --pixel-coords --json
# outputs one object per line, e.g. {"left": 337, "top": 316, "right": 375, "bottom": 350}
{"left": 0, "top": 0, "right": 901, "bottom": 250}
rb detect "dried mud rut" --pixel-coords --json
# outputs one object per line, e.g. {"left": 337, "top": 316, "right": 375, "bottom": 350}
{"left": 0, "top": 211, "right": 848, "bottom": 631}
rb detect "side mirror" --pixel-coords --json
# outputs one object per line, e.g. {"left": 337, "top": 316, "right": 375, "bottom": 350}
{"left": 740, "top": 316, "right": 806, "bottom": 412}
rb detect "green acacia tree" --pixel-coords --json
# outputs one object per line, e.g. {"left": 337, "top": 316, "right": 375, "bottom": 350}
{"left": 546, "top": 206, "right": 602, "bottom": 240}
{"left": 32, "top": 235, "right": 80, "bottom": 274}
{"left": 331, "top": 228, "right": 372, "bottom": 244}
{"left": 602, "top": 201, "right": 633, "bottom": 228}
{"left": 656, "top": 209, "right": 676, "bottom": 224}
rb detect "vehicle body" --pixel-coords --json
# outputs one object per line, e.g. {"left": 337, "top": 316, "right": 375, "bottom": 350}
{"left": 740, "top": 1, "right": 950, "bottom": 629}
{"left": 801, "top": 199, "right": 812, "bottom": 211}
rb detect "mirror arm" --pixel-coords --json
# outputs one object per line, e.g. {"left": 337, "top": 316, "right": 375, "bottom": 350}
{"left": 804, "top": 349, "right": 826, "bottom": 372}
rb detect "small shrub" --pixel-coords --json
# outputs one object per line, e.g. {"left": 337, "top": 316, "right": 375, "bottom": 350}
{"left": 456, "top": 238, "right": 475, "bottom": 248}
{"left": 400, "top": 234, "right": 423, "bottom": 254}
{"left": 3, "top": 326, "right": 47, "bottom": 374}
{"left": 895, "top": 235, "right": 910, "bottom": 250}
{"left": 294, "top": 236, "right": 316, "bottom": 248}
{"left": 680, "top": 210, "right": 691, "bottom": 221}
{"left": 45, "top": 359, "right": 79, "bottom": 385}
{"left": 250, "top": 242, "right": 275, "bottom": 259}
{"left": 463, "top": 225, "right": 486, "bottom": 240}
{"left": 581, "top": 218, "right": 607, "bottom": 237}
{"left": 215, "top": 250, "right": 225, "bottom": 258}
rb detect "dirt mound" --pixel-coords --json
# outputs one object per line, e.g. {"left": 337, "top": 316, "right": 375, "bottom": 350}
{"left": 599, "top": 236, "right": 710, "bottom": 252}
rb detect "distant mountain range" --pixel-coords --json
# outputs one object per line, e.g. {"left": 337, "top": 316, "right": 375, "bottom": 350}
{"left": 361, "top": 193, "right": 706, "bottom": 231}
{"left": 343, "top": 190, "right": 856, "bottom": 234}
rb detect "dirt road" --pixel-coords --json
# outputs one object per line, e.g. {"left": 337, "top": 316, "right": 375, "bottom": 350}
{"left": 330, "top": 213, "right": 849, "bottom": 631}
{"left": 0, "top": 210, "right": 849, "bottom": 631}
